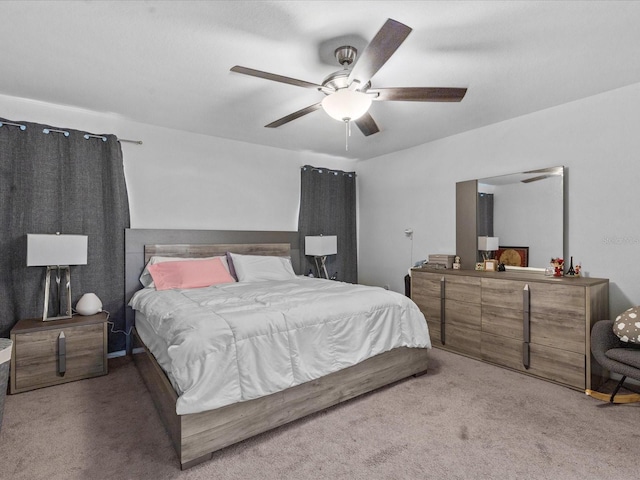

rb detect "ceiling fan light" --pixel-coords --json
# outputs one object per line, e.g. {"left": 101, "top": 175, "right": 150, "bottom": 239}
{"left": 321, "top": 90, "right": 372, "bottom": 122}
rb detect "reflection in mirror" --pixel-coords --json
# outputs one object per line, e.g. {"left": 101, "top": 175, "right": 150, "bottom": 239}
{"left": 477, "top": 166, "right": 564, "bottom": 269}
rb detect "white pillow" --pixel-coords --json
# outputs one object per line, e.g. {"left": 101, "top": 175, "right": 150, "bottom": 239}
{"left": 229, "top": 253, "right": 296, "bottom": 282}
{"left": 140, "top": 255, "right": 230, "bottom": 288}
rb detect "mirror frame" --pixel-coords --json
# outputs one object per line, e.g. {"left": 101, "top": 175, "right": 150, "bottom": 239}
{"left": 456, "top": 166, "right": 566, "bottom": 271}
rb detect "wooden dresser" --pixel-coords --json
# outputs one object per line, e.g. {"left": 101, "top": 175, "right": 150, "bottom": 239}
{"left": 411, "top": 268, "right": 609, "bottom": 390}
{"left": 10, "top": 313, "right": 109, "bottom": 394}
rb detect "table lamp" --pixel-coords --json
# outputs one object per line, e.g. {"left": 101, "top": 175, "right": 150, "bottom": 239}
{"left": 305, "top": 235, "right": 337, "bottom": 279}
{"left": 27, "top": 233, "right": 88, "bottom": 321}
{"left": 478, "top": 236, "right": 499, "bottom": 261}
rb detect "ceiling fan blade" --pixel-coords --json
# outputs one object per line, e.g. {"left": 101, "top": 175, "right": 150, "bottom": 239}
{"left": 265, "top": 103, "right": 323, "bottom": 128}
{"left": 370, "top": 87, "right": 467, "bottom": 102}
{"left": 231, "top": 66, "right": 322, "bottom": 90}
{"left": 354, "top": 112, "right": 380, "bottom": 136}
{"left": 348, "top": 19, "right": 412, "bottom": 88}
{"left": 521, "top": 175, "right": 552, "bottom": 184}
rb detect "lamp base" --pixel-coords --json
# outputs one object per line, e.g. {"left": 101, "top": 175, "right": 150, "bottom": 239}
{"left": 481, "top": 251, "right": 494, "bottom": 261}
{"left": 42, "top": 266, "right": 73, "bottom": 322}
{"left": 314, "top": 256, "right": 329, "bottom": 279}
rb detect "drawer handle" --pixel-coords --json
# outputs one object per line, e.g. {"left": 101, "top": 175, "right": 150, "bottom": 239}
{"left": 440, "top": 276, "right": 446, "bottom": 345}
{"left": 523, "top": 284, "right": 530, "bottom": 369}
{"left": 58, "top": 331, "right": 66, "bottom": 376}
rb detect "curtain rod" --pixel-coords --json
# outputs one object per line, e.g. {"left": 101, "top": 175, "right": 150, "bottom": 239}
{"left": 0, "top": 122, "right": 142, "bottom": 144}
{"left": 84, "top": 133, "right": 143, "bottom": 145}
{"left": 301, "top": 165, "right": 356, "bottom": 177}
{"left": 84, "top": 134, "right": 143, "bottom": 145}
{"left": 0, "top": 121, "right": 27, "bottom": 130}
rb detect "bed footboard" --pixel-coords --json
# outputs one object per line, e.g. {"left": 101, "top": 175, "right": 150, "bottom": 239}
{"left": 133, "top": 329, "right": 428, "bottom": 470}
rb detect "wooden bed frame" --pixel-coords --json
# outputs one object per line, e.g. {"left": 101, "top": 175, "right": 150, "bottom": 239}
{"left": 126, "top": 230, "right": 429, "bottom": 470}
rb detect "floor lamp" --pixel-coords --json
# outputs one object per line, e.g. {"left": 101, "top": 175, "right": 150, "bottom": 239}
{"left": 27, "top": 233, "right": 88, "bottom": 321}
{"left": 305, "top": 235, "right": 337, "bottom": 279}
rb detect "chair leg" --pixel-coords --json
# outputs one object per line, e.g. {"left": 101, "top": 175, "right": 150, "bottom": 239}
{"left": 609, "top": 376, "right": 627, "bottom": 403}
{"left": 585, "top": 375, "right": 640, "bottom": 403}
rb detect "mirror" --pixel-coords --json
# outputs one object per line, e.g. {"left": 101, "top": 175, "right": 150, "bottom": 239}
{"left": 477, "top": 166, "right": 564, "bottom": 269}
{"left": 456, "top": 166, "right": 565, "bottom": 270}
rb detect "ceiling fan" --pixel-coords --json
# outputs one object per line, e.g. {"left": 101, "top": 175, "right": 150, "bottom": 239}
{"left": 230, "top": 18, "right": 467, "bottom": 138}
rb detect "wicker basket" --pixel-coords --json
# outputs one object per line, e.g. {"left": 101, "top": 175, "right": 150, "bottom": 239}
{"left": 0, "top": 338, "right": 12, "bottom": 434}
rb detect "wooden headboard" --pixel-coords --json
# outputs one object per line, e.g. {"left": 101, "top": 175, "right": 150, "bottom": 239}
{"left": 143, "top": 243, "right": 290, "bottom": 264}
{"left": 124, "top": 229, "right": 299, "bottom": 353}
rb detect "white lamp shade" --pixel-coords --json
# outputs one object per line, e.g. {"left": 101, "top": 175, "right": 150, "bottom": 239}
{"left": 321, "top": 90, "right": 372, "bottom": 121}
{"left": 478, "top": 236, "right": 499, "bottom": 251}
{"left": 75, "top": 293, "right": 102, "bottom": 315}
{"left": 27, "top": 234, "right": 88, "bottom": 266}
{"left": 305, "top": 235, "right": 338, "bottom": 256}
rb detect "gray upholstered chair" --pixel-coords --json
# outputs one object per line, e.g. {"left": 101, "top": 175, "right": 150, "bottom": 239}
{"left": 588, "top": 319, "right": 640, "bottom": 403}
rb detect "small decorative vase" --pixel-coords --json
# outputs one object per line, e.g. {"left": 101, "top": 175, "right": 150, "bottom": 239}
{"left": 76, "top": 293, "right": 102, "bottom": 316}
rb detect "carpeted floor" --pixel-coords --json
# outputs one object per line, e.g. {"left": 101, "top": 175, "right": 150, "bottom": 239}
{"left": 1, "top": 348, "right": 639, "bottom": 480}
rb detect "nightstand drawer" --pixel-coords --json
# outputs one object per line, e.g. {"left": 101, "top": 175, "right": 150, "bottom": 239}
{"left": 10, "top": 313, "right": 108, "bottom": 393}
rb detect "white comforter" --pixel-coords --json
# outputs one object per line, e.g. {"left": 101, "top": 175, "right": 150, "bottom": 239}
{"left": 129, "top": 276, "right": 431, "bottom": 415}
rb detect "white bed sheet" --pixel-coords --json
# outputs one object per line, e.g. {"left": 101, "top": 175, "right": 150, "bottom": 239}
{"left": 129, "top": 276, "right": 430, "bottom": 415}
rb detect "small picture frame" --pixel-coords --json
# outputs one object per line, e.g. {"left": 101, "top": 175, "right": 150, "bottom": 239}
{"left": 483, "top": 259, "right": 498, "bottom": 271}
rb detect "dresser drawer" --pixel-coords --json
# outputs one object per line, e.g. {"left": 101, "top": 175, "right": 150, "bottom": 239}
{"left": 412, "top": 288, "right": 440, "bottom": 321}
{"left": 445, "top": 275, "right": 480, "bottom": 304}
{"left": 481, "top": 332, "right": 585, "bottom": 388}
{"left": 531, "top": 311, "right": 585, "bottom": 354}
{"left": 481, "top": 278, "right": 527, "bottom": 310}
{"left": 446, "top": 300, "right": 481, "bottom": 329}
{"left": 481, "top": 332, "right": 523, "bottom": 371}
{"left": 411, "top": 272, "right": 442, "bottom": 297}
{"left": 482, "top": 304, "right": 523, "bottom": 341}
{"left": 529, "top": 282, "right": 585, "bottom": 316}
{"left": 11, "top": 318, "right": 108, "bottom": 393}
{"left": 527, "top": 343, "right": 585, "bottom": 389}
{"left": 445, "top": 322, "right": 481, "bottom": 357}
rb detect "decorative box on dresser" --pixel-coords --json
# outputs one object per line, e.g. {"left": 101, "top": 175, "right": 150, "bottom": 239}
{"left": 9, "top": 312, "right": 109, "bottom": 394}
{"left": 411, "top": 268, "right": 609, "bottom": 390}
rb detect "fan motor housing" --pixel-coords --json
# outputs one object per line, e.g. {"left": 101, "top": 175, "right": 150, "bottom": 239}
{"left": 334, "top": 45, "right": 357, "bottom": 66}
{"left": 322, "top": 71, "right": 350, "bottom": 91}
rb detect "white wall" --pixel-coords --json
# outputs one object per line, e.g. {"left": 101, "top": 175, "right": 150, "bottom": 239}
{"left": 1, "top": 94, "right": 356, "bottom": 231}
{"left": 357, "top": 82, "right": 640, "bottom": 316}
{"left": 5, "top": 83, "right": 640, "bottom": 316}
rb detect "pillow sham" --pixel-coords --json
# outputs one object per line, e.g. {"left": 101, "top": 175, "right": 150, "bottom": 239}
{"left": 229, "top": 253, "right": 296, "bottom": 282}
{"left": 147, "top": 257, "right": 235, "bottom": 291}
{"left": 140, "top": 255, "right": 230, "bottom": 288}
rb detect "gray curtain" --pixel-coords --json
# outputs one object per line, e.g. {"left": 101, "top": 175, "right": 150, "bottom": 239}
{"left": 298, "top": 165, "right": 357, "bottom": 283}
{"left": 478, "top": 193, "right": 494, "bottom": 237}
{"left": 0, "top": 118, "right": 130, "bottom": 352}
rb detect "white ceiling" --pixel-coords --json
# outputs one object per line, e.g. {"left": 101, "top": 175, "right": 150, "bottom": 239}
{"left": 2, "top": 1, "right": 640, "bottom": 161}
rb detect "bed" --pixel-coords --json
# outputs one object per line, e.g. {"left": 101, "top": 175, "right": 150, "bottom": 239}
{"left": 125, "top": 229, "right": 430, "bottom": 469}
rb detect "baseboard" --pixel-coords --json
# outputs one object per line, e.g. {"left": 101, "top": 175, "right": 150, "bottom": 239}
{"left": 107, "top": 350, "right": 127, "bottom": 359}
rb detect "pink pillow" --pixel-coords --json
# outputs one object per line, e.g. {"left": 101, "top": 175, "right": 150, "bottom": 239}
{"left": 147, "top": 257, "right": 235, "bottom": 291}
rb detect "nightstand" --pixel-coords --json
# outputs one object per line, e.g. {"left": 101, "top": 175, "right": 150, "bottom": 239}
{"left": 9, "top": 312, "right": 109, "bottom": 394}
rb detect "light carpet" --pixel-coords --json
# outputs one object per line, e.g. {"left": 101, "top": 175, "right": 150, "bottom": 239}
{"left": 1, "top": 348, "right": 639, "bottom": 479}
